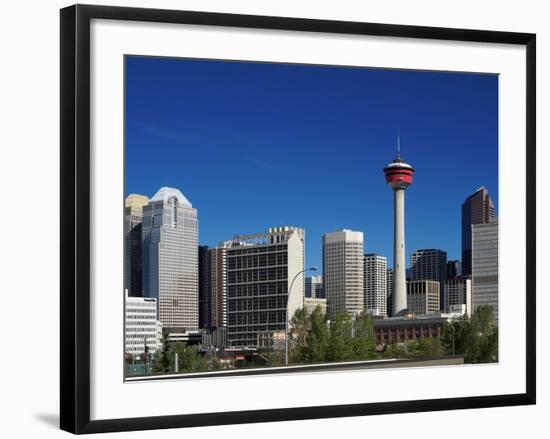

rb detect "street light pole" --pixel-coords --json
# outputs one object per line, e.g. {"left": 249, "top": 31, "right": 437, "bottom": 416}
{"left": 285, "top": 266, "right": 317, "bottom": 366}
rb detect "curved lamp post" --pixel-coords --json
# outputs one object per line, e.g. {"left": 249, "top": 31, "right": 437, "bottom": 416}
{"left": 285, "top": 266, "right": 317, "bottom": 366}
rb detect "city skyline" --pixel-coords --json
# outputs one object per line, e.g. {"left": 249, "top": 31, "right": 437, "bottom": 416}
{"left": 125, "top": 56, "right": 498, "bottom": 272}
{"left": 125, "top": 187, "right": 480, "bottom": 277}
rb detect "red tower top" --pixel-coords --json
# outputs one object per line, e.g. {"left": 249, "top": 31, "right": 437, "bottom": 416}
{"left": 384, "top": 154, "right": 414, "bottom": 190}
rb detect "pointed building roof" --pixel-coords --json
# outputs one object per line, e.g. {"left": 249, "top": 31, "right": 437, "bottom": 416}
{"left": 125, "top": 193, "right": 149, "bottom": 209}
{"left": 151, "top": 187, "right": 192, "bottom": 208}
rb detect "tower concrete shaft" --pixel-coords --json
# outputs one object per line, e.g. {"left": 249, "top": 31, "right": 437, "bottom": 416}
{"left": 393, "top": 188, "right": 407, "bottom": 315}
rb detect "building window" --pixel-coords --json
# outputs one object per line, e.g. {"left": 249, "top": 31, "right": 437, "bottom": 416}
{"left": 169, "top": 196, "right": 178, "bottom": 228}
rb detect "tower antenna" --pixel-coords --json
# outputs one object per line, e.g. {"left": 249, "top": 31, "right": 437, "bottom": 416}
{"left": 397, "top": 129, "right": 401, "bottom": 159}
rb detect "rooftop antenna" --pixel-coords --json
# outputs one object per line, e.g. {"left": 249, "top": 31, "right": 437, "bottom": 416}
{"left": 397, "top": 129, "right": 401, "bottom": 160}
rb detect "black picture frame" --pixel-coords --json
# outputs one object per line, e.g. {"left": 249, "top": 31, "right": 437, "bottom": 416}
{"left": 60, "top": 4, "right": 536, "bottom": 434}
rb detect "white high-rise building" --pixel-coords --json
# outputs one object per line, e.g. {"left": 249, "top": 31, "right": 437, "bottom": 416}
{"left": 124, "top": 291, "right": 162, "bottom": 357}
{"left": 142, "top": 187, "right": 199, "bottom": 331}
{"left": 323, "top": 230, "right": 364, "bottom": 320}
{"left": 444, "top": 277, "right": 472, "bottom": 317}
{"left": 363, "top": 254, "right": 388, "bottom": 316}
{"left": 472, "top": 220, "right": 498, "bottom": 323}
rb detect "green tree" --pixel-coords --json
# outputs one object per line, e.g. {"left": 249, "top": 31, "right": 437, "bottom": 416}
{"left": 264, "top": 350, "right": 285, "bottom": 367}
{"left": 478, "top": 326, "right": 498, "bottom": 363}
{"left": 469, "top": 305, "right": 498, "bottom": 363}
{"left": 442, "top": 305, "right": 498, "bottom": 363}
{"left": 327, "top": 312, "right": 354, "bottom": 361}
{"left": 407, "top": 337, "right": 443, "bottom": 357}
{"left": 308, "top": 305, "right": 330, "bottom": 363}
{"left": 152, "top": 332, "right": 171, "bottom": 373}
{"left": 289, "top": 307, "right": 310, "bottom": 364}
{"left": 169, "top": 342, "right": 186, "bottom": 371}
{"left": 152, "top": 335, "right": 208, "bottom": 373}
{"left": 351, "top": 312, "right": 377, "bottom": 360}
{"left": 442, "top": 314, "right": 472, "bottom": 356}
{"left": 177, "top": 345, "right": 208, "bottom": 371}
{"left": 381, "top": 341, "right": 406, "bottom": 358}
{"left": 474, "top": 304, "right": 495, "bottom": 334}
{"left": 284, "top": 307, "right": 379, "bottom": 365}
{"left": 210, "top": 357, "right": 222, "bottom": 370}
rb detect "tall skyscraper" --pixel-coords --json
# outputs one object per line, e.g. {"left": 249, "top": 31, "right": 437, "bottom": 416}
{"left": 410, "top": 249, "right": 448, "bottom": 310}
{"left": 305, "top": 275, "right": 324, "bottom": 299}
{"left": 323, "top": 229, "right": 364, "bottom": 320}
{"left": 226, "top": 226, "right": 305, "bottom": 347}
{"left": 363, "top": 254, "right": 388, "bottom": 316}
{"left": 198, "top": 244, "right": 229, "bottom": 330}
{"left": 472, "top": 221, "right": 499, "bottom": 323}
{"left": 444, "top": 277, "right": 472, "bottom": 316}
{"left": 207, "top": 245, "right": 228, "bottom": 328}
{"left": 142, "top": 187, "right": 199, "bottom": 331}
{"left": 124, "top": 194, "right": 149, "bottom": 297}
{"left": 406, "top": 280, "right": 440, "bottom": 315}
{"left": 461, "top": 187, "right": 496, "bottom": 276}
{"left": 198, "top": 245, "right": 211, "bottom": 329}
{"left": 384, "top": 141, "right": 415, "bottom": 316}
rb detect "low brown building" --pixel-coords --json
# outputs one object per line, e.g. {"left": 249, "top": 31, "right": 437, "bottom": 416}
{"left": 373, "top": 314, "right": 452, "bottom": 345}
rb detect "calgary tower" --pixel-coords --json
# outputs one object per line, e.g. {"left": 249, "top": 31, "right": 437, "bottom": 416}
{"left": 384, "top": 136, "right": 415, "bottom": 316}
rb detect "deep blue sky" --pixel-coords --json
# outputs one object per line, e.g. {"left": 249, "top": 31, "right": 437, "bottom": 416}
{"left": 125, "top": 56, "right": 498, "bottom": 271}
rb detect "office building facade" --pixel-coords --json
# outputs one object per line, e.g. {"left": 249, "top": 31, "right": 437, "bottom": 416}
{"left": 447, "top": 260, "right": 462, "bottom": 280}
{"left": 386, "top": 268, "right": 394, "bottom": 317}
{"left": 323, "top": 230, "right": 364, "bottom": 320}
{"left": 444, "top": 277, "right": 472, "bottom": 316}
{"left": 304, "top": 297, "right": 327, "bottom": 315}
{"left": 472, "top": 221, "right": 499, "bottom": 323}
{"left": 462, "top": 187, "right": 496, "bottom": 276}
{"left": 124, "top": 194, "right": 149, "bottom": 297}
{"left": 406, "top": 280, "right": 440, "bottom": 315}
{"left": 410, "top": 248, "right": 447, "bottom": 310}
{"left": 198, "top": 245, "right": 211, "bottom": 329}
{"left": 305, "top": 275, "right": 324, "bottom": 299}
{"left": 363, "top": 254, "right": 388, "bottom": 317}
{"left": 124, "top": 292, "right": 162, "bottom": 357}
{"left": 142, "top": 187, "right": 199, "bottom": 331}
{"left": 226, "top": 226, "right": 305, "bottom": 347}
{"left": 208, "top": 245, "right": 229, "bottom": 328}
{"left": 198, "top": 244, "right": 229, "bottom": 330}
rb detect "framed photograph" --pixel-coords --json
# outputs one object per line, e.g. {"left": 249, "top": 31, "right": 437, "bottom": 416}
{"left": 60, "top": 4, "right": 536, "bottom": 434}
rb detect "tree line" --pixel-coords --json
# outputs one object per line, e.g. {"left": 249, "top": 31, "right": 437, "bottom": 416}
{"left": 128, "top": 304, "right": 498, "bottom": 374}
{"left": 274, "top": 304, "right": 498, "bottom": 365}
{"left": 441, "top": 304, "right": 498, "bottom": 363}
